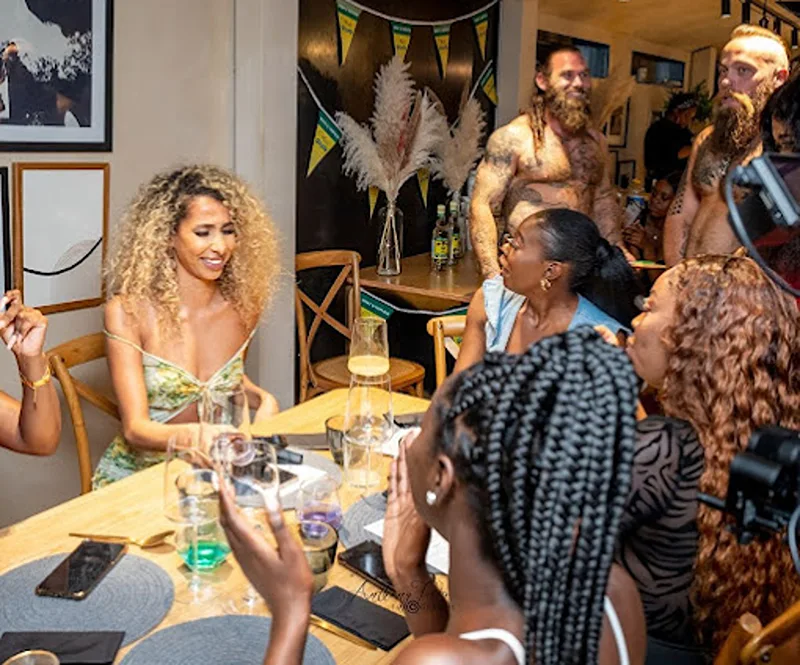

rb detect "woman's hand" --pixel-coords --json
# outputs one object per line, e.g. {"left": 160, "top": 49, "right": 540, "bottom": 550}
{"left": 594, "top": 325, "right": 621, "bottom": 347}
{"left": 0, "top": 291, "right": 48, "bottom": 358}
{"left": 218, "top": 476, "right": 313, "bottom": 624}
{"left": 622, "top": 224, "right": 645, "bottom": 251}
{"left": 383, "top": 434, "right": 431, "bottom": 584}
{"left": 253, "top": 390, "right": 279, "bottom": 424}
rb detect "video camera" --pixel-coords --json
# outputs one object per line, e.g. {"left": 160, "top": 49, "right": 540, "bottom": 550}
{"left": 698, "top": 154, "right": 800, "bottom": 573}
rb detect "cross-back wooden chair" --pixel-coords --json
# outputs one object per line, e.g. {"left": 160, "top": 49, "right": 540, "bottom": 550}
{"left": 46, "top": 332, "right": 120, "bottom": 495}
{"left": 295, "top": 250, "right": 425, "bottom": 402}
{"left": 715, "top": 602, "right": 800, "bottom": 665}
{"left": 426, "top": 315, "right": 466, "bottom": 388}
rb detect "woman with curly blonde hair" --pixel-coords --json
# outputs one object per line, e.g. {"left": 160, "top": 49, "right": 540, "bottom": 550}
{"left": 93, "top": 165, "right": 280, "bottom": 488}
{"left": 612, "top": 255, "right": 800, "bottom": 655}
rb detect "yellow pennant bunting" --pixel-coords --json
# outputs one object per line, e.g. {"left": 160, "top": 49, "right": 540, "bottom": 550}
{"left": 307, "top": 109, "right": 342, "bottom": 177}
{"left": 336, "top": 1, "right": 361, "bottom": 65}
{"left": 392, "top": 22, "right": 412, "bottom": 60}
{"left": 479, "top": 63, "right": 498, "bottom": 105}
{"left": 417, "top": 168, "right": 430, "bottom": 206}
{"left": 433, "top": 24, "right": 451, "bottom": 77}
{"left": 472, "top": 11, "right": 489, "bottom": 60}
{"left": 368, "top": 186, "right": 379, "bottom": 217}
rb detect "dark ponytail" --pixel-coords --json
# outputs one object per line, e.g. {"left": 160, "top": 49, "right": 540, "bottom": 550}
{"left": 532, "top": 208, "right": 640, "bottom": 325}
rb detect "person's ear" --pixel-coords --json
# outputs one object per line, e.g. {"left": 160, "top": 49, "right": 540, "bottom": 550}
{"left": 428, "top": 453, "right": 455, "bottom": 507}
{"left": 546, "top": 261, "right": 564, "bottom": 282}
{"left": 775, "top": 68, "right": 789, "bottom": 84}
{"left": 535, "top": 71, "right": 549, "bottom": 93}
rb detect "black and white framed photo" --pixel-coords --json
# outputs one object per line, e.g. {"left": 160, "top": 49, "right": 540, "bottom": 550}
{"left": 603, "top": 98, "right": 630, "bottom": 148}
{"left": 616, "top": 159, "right": 636, "bottom": 190}
{"left": 0, "top": 168, "right": 10, "bottom": 294}
{"left": 0, "top": 0, "right": 113, "bottom": 152}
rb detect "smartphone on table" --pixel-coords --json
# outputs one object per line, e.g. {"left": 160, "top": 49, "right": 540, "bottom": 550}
{"left": 35, "top": 540, "right": 127, "bottom": 600}
{"left": 338, "top": 540, "right": 396, "bottom": 597}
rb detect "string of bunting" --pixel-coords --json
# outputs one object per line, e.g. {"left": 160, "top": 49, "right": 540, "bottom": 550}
{"left": 336, "top": 0, "right": 497, "bottom": 73}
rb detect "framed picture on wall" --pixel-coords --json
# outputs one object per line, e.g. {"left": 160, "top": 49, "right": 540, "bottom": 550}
{"left": 604, "top": 99, "right": 630, "bottom": 148}
{"left": 12, "top": 162, "right": 109, "bottom": 314}
{"left": 0, "top": 168, "right": 10, "bottom": 294}
{"left": 608, "top": 150, "right": 619, "bottom": 186}
{"left": 0, "top": 0, "right": 114, "bottom": 151}
{"left": 616, "top": 159, "right": 636, "bottom": 190}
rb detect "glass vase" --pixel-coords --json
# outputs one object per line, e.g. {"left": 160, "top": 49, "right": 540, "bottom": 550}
{"left": 376, "top": 200, "right": 403, "bottom": 276}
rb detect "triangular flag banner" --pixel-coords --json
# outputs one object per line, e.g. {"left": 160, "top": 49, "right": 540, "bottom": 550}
{"left": 392, "top": 22, "right": 412, "bottom": 60}
{"left": 479, "top": 64, "right": 498, "bottom": 105}
{"left": 368, "top": 186, "right": 379, "bottom": 217}
{"left": 336, "top": 1, "right": 361, "bottom": 65}
{"left": 361, "top": 290, "right": 395, "bottom": 320}
{"left": 472, "top": 11, "right": 489, "bottom": 60}
{"left": 307, "top": 109, "right": 341, "bottom": 176}
{"left": 433, "top": 24, "right": 450, "bottom": 77}
{"left": 417, "top": 168, "right": 430, "bottom": 206}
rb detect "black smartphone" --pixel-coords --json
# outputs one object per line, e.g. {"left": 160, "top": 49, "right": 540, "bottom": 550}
{"left": 338, "top": 540, "right": 396, "bottom": 597}
{"left": 35, "top": 540, "right": 127, "bottom": 600}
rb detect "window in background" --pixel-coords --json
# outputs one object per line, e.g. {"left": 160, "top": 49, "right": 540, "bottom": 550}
{"left": 537, "top": 30, "right": 609, "bottom": 78}
{"left": 631, "top": 52, "right": 685, "bottom": 88}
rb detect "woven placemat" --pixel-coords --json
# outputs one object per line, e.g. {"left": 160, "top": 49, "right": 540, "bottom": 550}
{"left": 339, "top": 493, "right": 387, "bottom": 549}
{"left": 119, "top": 615, "right": 335, "bottom": 665}
{"left": 0, "top": 554, "right": 173, "bottom": 645}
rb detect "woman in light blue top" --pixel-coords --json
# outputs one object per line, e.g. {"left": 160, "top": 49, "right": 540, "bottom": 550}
{"left": 456, "top": 208, "right": 639, "bottom": 372}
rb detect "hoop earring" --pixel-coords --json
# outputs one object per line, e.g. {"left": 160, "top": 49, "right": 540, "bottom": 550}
{"left": 540, "top": 277, "right": 552, "bottom": 292}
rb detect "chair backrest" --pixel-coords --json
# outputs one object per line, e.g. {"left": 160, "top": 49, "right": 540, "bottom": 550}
{"left": 295, "top": 250, "right": 361, "bottom": 397}
{"left": 46, "top": 332, "right": 120, "bottom": 495}
{"left": 426, "top": 315, "right": 466, "bottom": 388}
{"left": 715, "top": 603, "right": 800, "bottom": 665}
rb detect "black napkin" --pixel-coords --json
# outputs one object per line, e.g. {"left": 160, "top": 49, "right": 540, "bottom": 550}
{"left": 311, "top": 586, "right": 410, "bottom": 651}
{"left": 393, "top": 412, "right": 426, "bottom": 428}
{"left": 0, "top": 631, "right": 124, "bottom": 664}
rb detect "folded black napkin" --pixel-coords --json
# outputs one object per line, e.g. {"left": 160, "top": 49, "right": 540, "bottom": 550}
{"left": 311, "top": 586, "right": 410, "bottom": 651}
{"left": 0, "top": 631, "right": 124, "bottom": 664}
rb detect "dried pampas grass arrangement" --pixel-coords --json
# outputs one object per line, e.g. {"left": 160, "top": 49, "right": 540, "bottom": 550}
{"left": 591, "top": 67, "right": 635, "bottom": 131}
{"left": 431, "top": 96, "right": 486, "bottom": 195}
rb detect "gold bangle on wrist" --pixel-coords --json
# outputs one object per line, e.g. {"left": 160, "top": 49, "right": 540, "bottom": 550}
{"left": 19, "top": 364, "right": 52, "bottom": 405}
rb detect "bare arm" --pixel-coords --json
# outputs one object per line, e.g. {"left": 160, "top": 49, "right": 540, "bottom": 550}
{"left": 663, "top": 129, "right": 707, "bottom": 266}
{"left": 105, "top": 298, "right": 197, "bottom": 452}
{"left": 469, "top": 126, "right": 520, "bottom": 278}
{"left": 590, "top": 132, "right": 623, "bottom": 246}
{"left": 453, "top": 290, "right": 487, "bottom": 374}
{"left": 242, "top": 374, "right": 279, "bottom": 423}
{"left": 0, "top": 292, "right": 61, "bottom": 455}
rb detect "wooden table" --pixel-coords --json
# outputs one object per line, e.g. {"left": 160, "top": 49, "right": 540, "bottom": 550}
{"left": 359, "top": 251, "right": 481, "bottom": 311}
{"left": 0, "top": 389, "right": 431, "bottom": 664}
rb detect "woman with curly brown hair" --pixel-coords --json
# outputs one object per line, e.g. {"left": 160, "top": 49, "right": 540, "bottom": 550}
{"left": 611, "top": 255, "right": 800, "bottom": 655}
{"left": 93, "top": 165, "right": 280, "bottom": 488}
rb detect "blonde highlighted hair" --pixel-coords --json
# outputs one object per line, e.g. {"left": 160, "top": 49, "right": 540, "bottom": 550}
{"left": 729, "top": 24, "right": 790, "bottom": 69}
{"left": 105, "top": 164, "right": 279, "bottom": 333}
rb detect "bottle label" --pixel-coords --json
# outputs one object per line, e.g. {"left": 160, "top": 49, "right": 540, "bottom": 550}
{"left": 452, "top": 235, "right": 461, "bottom": 255}
{"left": 433, "top": 238, "right": 449, "bottom": 259}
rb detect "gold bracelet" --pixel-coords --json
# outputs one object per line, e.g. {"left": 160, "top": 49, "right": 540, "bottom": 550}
{"left": 19, "top": 364, "right": 51, "bottom": 405}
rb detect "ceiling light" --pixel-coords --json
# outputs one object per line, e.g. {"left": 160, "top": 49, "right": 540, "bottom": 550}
{"left": 742, "top": 1, "right": 751, "bottom": 23}
{"left": 721, "top": 0, "right": 731, "bottom": 18}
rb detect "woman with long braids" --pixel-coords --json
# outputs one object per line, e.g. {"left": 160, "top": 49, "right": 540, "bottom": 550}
{"left": 602, "top": 255, "right": 800, "bottom": 654}
{"left": 217, "top": 328, "right": 647, "bottom": 665}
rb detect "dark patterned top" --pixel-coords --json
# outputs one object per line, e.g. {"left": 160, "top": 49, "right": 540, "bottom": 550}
{"left": 617, "top": 416, "right": 704, "bottom": 644}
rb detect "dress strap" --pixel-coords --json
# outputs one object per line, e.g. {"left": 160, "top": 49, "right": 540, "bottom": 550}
{"left": 604, "top": 596, "right": 630, "bottom": 665}
{"left": 459, "top": 628, "right": 526, "bottom": 665}
{"left": 104, "top": 329, "right": 147, "bottom": 354}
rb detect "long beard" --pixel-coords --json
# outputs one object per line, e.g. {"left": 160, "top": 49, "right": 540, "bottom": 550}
{"left": 545, "top": 87, "right": 591, "bottom": 134}
{"left": 710, "top": 83, "right": 772, "bottom": 156}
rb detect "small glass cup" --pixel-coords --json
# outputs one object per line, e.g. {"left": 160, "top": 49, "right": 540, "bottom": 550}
{"left": 299, "top": 520, "right": 338, "bottom": 594}
{"left": 2, "top": 651, "right": 60, "bottom": 665}
{"left": 325, "top": 415, "right": 345, "bottom": 465}
{"left": 296, "top": 476, "right": 343, "bottom": 532}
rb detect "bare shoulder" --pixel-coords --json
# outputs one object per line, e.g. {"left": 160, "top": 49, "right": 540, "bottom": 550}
{"left": 487, "top": 116, "right": 531, "bottom": 150}
{"left": 467, "top": 288, "right": 488, "bottom": 326}
{"left": 391, "top": 634, "right": 474, "bottom": 665}
{"left": 104, "top": 295, "right": 147, "bottom": 339}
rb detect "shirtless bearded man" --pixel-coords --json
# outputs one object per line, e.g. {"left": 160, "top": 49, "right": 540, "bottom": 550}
{"left": 663, "top": 25, "right": 789, "bottom": 265}
{"left": 469, "top": 47, "right": 622, "bottom": 278}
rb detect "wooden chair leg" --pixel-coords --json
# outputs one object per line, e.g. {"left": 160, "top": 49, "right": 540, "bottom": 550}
{"left": 414, "top": 380, "right": 424, "bottom": 398}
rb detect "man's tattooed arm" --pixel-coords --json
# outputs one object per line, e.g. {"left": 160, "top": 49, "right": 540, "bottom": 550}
{"left": 470, "top": 126, "right": 519, "bottom": 278}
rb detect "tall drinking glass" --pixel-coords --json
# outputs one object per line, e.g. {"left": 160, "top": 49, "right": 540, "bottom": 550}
{"left": 348, "top": 317, "right": 390, "bottom": 377}
{"left": 163, "top": 436, "right": 224, "bottom": 604}
{"left": 200, "top": 383, "right": 252, "bottom": 458}
{"left": 343, "top": 373, "right": 393, "bottom": 491}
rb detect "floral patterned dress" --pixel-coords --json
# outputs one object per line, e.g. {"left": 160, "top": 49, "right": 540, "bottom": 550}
{"left": 92, "top": 330, "right": 254, "bottom": 489}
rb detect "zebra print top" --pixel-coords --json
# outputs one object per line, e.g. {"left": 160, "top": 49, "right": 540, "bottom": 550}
{"left": 617, "top": 416, "right": 705, "bottom": 644}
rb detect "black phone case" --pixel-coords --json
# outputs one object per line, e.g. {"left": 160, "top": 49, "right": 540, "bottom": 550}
{"left": 35, "top": 542, "right": 127, "bottom": 601}
{"left": 338, "top": 541, "right": 396, "bottom": 597}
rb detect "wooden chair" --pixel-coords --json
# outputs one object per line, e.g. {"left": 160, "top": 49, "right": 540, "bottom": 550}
{"left": 426, "top": 315, "right": 466, "bottom": 388}
{"left": 715, "top": 602, "right": 800, "bottom": 665}
{"left": 46, "top": 333, "right": 120, "bottom": 495}
{"left": 295, "top": 250, "right": 425, "bottom": 402}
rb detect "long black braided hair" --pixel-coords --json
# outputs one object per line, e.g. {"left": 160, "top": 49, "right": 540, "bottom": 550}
{"left": 434, "top": 327, "right": 638, "bottom": 665}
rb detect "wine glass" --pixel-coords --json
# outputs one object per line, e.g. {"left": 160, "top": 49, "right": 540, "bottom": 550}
{"left": 200, "top": 383, "right": 252, "bottom": 459}
{"left": 296, "top": 476, "right": 343, "bottom": 534}
{"left": 220, "top": 438, "right": 280, "bottom": 615}
{"left": 163, "top": 435, "right": 224, "bottom": 604}
{"left": 348, "top": 317, "right": 390, "bottom": 377}
{"left": 343, "top": 373, "right": 393, "bottom": 492}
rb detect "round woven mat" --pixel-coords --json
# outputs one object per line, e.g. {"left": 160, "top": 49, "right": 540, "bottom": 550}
{"left": 0, "top": 554, "right": 173, "bottom": 645}
{"left": 339, "top": 492, "right": 387, "bottom": 549}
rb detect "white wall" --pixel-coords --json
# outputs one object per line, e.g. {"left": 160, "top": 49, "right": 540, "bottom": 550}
{"left": 0, "top": 0, "right": 236, "bottom": 527}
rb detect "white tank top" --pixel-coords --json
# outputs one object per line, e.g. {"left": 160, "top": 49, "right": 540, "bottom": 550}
{"left": 458, "top": 596, "right": 630, "bottom": 665}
